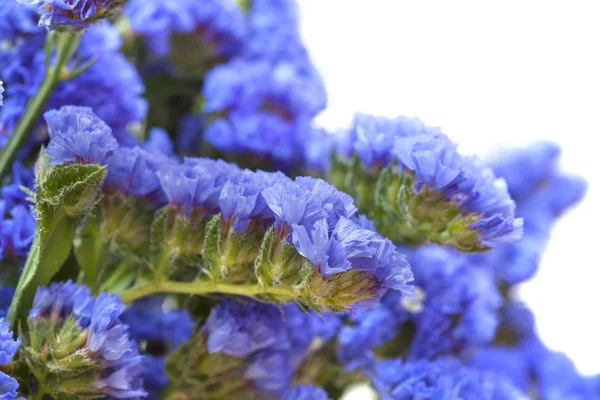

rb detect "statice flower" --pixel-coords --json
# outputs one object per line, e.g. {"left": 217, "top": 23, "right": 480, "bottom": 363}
{"left": 190, "top": 298, "right": 340, "bottom": 397}
{"left": 121, "top": 297, "right": 193, "bottom": 399}
{"left": 0, "top": 162, "right": 34, "bottom": 210}
{"left": 0, "top": 318, "right": 22, "bottom": 399}
{"left": 124, "top": 0, "right": 246, "bottom": 58}
{"left": 324, "top": 113, "right": 522, "bottom": 251}
{"left": 371, "top": 357, "right": 527, "bottom": 400}
{"left": 44, "top": 106, "right": 118, "bottom": 165}
{"left": 0, "top": 1, "right": 40, "bottom": 38}
{"left": 337, "top": 245, "right": 501, "bottom": 370}
{"left": 469, "top": 301, "right": 600, "bottom": 400}
{"left": 199, "top": 0, "right": 326, "bottom": 167}
{"left": 158, "top": 158, "right": 240, "bottom": 214}
{"left": 24, "top": 281, "right": 146, "bottom": 399}
{"left": 0, "top": 20, "right": 146, "bottom": 147}
{"left": 0, "top": 287, "right": 15, "bottom": 318}
{"left": 0, "top": 81, "right": 3, "bottom": 106}
{"left": 18, "top": 0, "right": 128, "bottom": 30}
{"left": 105, "top": 146, "right": 166, "bottom": 198}
{"left": 477, "top": 142, "right": 587, "bottom": 284}
{"left": 281, "top": 385, "right": 332, "bottom": 400}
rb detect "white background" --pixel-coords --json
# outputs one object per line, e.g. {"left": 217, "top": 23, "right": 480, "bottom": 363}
{"left": 299, "top": 0, "right": 600, "bottom": 382}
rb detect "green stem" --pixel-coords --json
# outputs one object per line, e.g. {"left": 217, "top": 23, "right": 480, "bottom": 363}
{"left": 0, "top": 32, "right": 80, "bottom": 179}
{"left": 119, "top": 280, "right": 297, "bottom": 304}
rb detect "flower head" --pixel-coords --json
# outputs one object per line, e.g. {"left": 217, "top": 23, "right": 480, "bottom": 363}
{"left": 27, "top": 281, "right": 146, "bottom": 398}
{"left": 44, "top": 106, "right": 118, "bottom": 166}
{"left": 18, "top": 0, "right": 127, "bottom": 30}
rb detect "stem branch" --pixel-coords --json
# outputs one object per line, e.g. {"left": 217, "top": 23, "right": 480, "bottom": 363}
{"left": 119, "top": 280, "right": 297, "bottom": 304}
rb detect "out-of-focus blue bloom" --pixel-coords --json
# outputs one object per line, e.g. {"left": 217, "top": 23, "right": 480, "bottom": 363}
{"left": 122, "top": 297, "right": 193, "bottom": 350}
{"left": 121, "top": 297, "right": 193, "bottom": 398}
{"left": 0, "top": 20, "right": 146, "bottom": 147}
{"left": 142, "top": 127, "right": 175, "bottom": 157}
{"left": 337, "top": 306, "right": 399, "bottom": 371}
{"left": 0, "top": 81, "right": 4, "bottom": 106}
{"left": 17, "top": 0, "right": 125, "bottom": 30}
{"left": 29, "top": 281, "right": 146, "bottom": 398}
{"left": 281, "top": 385, "right": 331, "bottom": 400}
{"left": 0, "top": 2, "right": 40, "bottom": 39}
{"left": 478, "top": 142, "right": 588, "bottom": 284}
{"left": 1, "top": 162, "right": 34, "bottom": 210}
{"left": 176, "top": 114, "right": 204, "bottom": 156}
{"left": 0, "top": 318, "right": 22, "bottom": 399}
{"left": 338, "top": 245, "right": 500, "bottom": 368}
{"left": 204, "top": 299, "right": 290, "bottom": 358}
{"left": 0, "top": 370, "right": 21, "bottom": 399}
{"left": 486, "top": 141, "right": 561, "bottom": 201}
{"left": 0, "top": 318, "right": 20, "bottom": 366}
{"left": 0, "top": 287, "right": 15, "bottom": 318}
{"left": 1, "top": 201, "right": 35, "bottom": 262}
{"left": 371, "top": 357, "right": 527, "bottom": 400}
{"left": 125, "top": 0, "right": 246, "bottom": 58}
{"left": 44, "top": 106, "right": 118, "bottom": 165}
{"left": 202, "top": 298, "right": 340, "bottom": 397}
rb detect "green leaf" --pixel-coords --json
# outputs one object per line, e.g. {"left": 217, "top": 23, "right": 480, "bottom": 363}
{"left": 6, "top": 157, "right": 107, "bottom": 327}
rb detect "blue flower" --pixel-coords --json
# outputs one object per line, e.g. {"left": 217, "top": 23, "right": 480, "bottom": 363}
{"left": 218, "top": 169, "right": 288, "bottom": 232}
{"left": 0, "top": 287, "right": 15, "bottom": 318}
{"left": 120, "top": 297, "right": 193, "bottom": 399}
{"left": 262, "top": 176, "right": 357, "bottom": 230}
{"left": 1, "top": 20, "right": 147, "bottom": 147}
{"left": 158, "top": 158, "right": 240, "bottom": 214}
{"left": 346, "top": 113, "right": 436, "bottom": 168}
{"left": 0, "top": 371, "right": 22, "bottom": 399}
{"left": 0, "top": 81, "right": 4, "bottom": 106}
{"left": 0, "top": 1, "right": 40, "bottom": 39}
{"left": 486, "top": 141, "right": 562, "bottom": 200}
{"left": 371, "top": 357, "right": 527, "bottom": 400}
{"left": 44, "top": 106, "right": 118, "bottom": 166}
{"left": 204, "top": 299, "right": 290, "bottom": 358}
{"left": 337, "top": 306, "right": 400, "bottom": 371}
{"left": 121, "top": 296, "right": 194, "bottom": 350}
{"left": 0, "top": 162, "right": 34, "bottom": 210}
{"left": 0, "top": 319, "right": 20, "bottom": 366}
{"left": 142, "top": 127, "right": 175, "bottom": 158}
{"left": 282, "top": 385, "right": 331, "bottom": 400}
{"left": 29, "top": 281, "right": 146, "bottom": 398}
{"left": 202, "top": 298, "right": 340, "bottom": 397}
{"left": 18, "top": 0, "right": 126, "bottom": 30}
{"left": 0, "top": 201, "right": 35, "bottom": 262}
{"left": 124, "top": 0, "right": 245, "bottom": 57}
{"left": 105, "top": 146, "right": 167, "bottom": 198}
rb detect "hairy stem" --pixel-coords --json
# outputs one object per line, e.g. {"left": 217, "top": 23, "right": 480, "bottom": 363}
{"left": 119, "top": 280, "right": 297, "bottom": 304}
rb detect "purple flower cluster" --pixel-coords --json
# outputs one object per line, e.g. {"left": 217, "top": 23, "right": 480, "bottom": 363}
{"left": 124, "top": 0, "right": 246, "bottom": 58}
{"left": 0, "top": 162, "right": 35, "bottom": 263}
{"left": 121, "top": 297, "right": 194, "bottom": 399}
{"left": 202, "top": 298, "right": 340, "bottom": 397}
{"left": 479, "top": 141, "right": 587, "bottom": 284}
{"left": 0, "top": 17, "right": 146, "bottom": 147}
{"left": 0, "top": 318, "right": 22, "bottom": 399}
{"left": 29, "top": 281, "right": 146, "bottom": 398}
{"left": 371, "top": 357, "right": 526, "bottom": 399}
{"left": 318, "top": 113, "right": 524, "bottom": 246}
{"left": 17, "top": 0, "right": 126, "bottom": 30}
{"left": 337, "top": 245, "right": 502, "bottom": 371}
